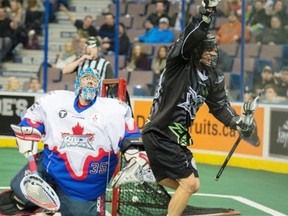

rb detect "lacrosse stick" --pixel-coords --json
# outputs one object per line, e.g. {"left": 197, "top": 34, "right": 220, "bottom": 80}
{"left": 20, "top": 151, "right": 60, "bottom": 211}
{"left": 215, "top": 95, "right": 260, "bottom": 181}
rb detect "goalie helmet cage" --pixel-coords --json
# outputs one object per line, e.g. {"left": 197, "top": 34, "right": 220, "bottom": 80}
{"left": 101, "top": 79, "right": 240, "bottom": 216}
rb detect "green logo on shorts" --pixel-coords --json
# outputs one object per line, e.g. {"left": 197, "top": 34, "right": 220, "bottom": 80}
{"left": 168, "top": 122, "right": 192, "bottom": 146}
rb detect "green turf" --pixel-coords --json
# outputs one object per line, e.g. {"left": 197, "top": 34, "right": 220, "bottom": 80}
{"left": 1, "top": 148, "right": 287, "bottom": 215}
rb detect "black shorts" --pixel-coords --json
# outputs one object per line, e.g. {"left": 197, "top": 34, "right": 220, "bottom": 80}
{"left": 142, "top": 131, "right": 199, "bottom": 182}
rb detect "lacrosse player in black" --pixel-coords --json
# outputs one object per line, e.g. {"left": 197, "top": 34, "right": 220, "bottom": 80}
{"left": 141, "top": 0, "right": 255, "bottom": 215}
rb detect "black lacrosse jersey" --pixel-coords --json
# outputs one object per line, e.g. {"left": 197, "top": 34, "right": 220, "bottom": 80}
{"left": 142, "top": 15, "right": 238, "bottom": 146}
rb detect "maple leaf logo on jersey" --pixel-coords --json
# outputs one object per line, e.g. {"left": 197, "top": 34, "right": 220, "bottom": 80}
{"left": 60, "top": 122, "right": 94, "bottom": 150}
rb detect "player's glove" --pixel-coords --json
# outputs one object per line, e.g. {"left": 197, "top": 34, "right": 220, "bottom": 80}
{"left": 199, "top": 0, "right": 221, "bottom": 23}
{"left": 230, "top": 117, "right": 254, "bottom": 137}
{"left": 202, "top": 0, "right": 221, "bottom": 8}
{"left": 230, "top": 95, "right": 260, "bottom": 138}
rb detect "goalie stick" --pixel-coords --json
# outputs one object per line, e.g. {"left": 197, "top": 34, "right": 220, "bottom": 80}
{"left": 215, "top": 95, "right": 260, "bottom": 181}
{"left": 20, "top": 151, "right": 60, "bottom": 211}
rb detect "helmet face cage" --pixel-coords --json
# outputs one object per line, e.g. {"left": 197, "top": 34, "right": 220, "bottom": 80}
{"left": 74, "top": 67, "right": 101, "bottom": 100}
{"left": 193, "top": 34, "right": 219, "bottom": 69}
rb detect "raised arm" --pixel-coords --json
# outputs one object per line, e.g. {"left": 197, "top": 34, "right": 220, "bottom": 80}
{"left": 168, "top": 0, "right": 220, "bottom": 60}
{"left": 59, "top": 4, "right": 76, "bottom": 24}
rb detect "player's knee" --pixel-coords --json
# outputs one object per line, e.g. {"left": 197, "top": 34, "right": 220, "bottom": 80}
{"left": 179, "top": 176, "right": 200, "bottom": 194}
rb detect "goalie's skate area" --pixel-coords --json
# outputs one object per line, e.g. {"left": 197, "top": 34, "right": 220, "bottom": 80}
{"left": 0, "top": 148, "right": 287, "bottom": 216}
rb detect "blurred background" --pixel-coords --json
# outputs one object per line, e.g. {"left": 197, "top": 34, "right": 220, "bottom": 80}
{"left": 0, "top": 0, "right": 288, "bottom": 101}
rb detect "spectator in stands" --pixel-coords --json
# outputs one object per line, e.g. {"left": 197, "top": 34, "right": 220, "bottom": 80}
{"left": 255, "top": 15, "right": 288, "bottom": 45}
{"left": 143, "top": 19, "right": 154, "bottom": 33}
{"left": 263, "top": 83, "right": 286, "bottom": 103}
{"left": 8, "top": 0, "right": 24, "bottom": 25}
{"left": 24, "top": 0, "right": 44, "bottom": 36}
{"left": 151, "top": 45, "right": 167, "bottom": 83}
{"left": 125, "top": 43, "right": 150, "bottom": 71}
{"left": 145, "top": 1, "right": 170, "bottom": 27}
{"left": 39, "top": 40, "right": 77, "bottom": 73}
{"left": 5, "top": 76, "right": 21, "bottom": 91}
{"left": 220, "top": 0, "right": 242, "bottom": 17}
{"left": 216, "top": 11, "right": 250, "bottom": 44}
{"left": 101, "top": 22, "right": 130, "bottom": 56}
{"left": 253, "top": 65, "right": 275, "bottom": 94}
{"left": 63, "top": 36, "right": 114, "bottom": 80}
{"left": 135, "top": 17, "right": 174, "bottom": 43}
{"left": 73, "top": 29, "right": 89, "bottom": 56}
{"left": 59, "top": 4, "right": 98, "bottom": 37}
{"left": 273, "top": 66, "right": 288, "bottom": 97}
{"left": 0, "top": 7, "right": 18, "bottom": 61}
{"left": 98, "top": 12, "right": 115, "bottom": 42}
{"left": 26, "top": 77, "right": 44, "bottom": 93}
{"left": 8, "top": 0, "right": 26, "bottom": 48}
{"left": 53, "top": 40, "right": 77, "bottom": 71}
{"left": 269, "top": 0, "right": 288, "bottom": 27}
{"left": 246, "top": 0, "right": 270, "bottom": 33}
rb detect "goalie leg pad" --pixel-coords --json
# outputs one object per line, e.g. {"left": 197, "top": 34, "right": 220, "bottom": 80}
{"left": 112, "top": 150, "right": 156, "bottom": 187}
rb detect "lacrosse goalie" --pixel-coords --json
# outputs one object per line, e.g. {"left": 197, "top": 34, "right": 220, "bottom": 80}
{"left": 0, "top": 68, "right": 155, "bottom": 216}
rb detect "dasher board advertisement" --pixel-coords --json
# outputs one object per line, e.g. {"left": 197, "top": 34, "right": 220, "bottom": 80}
{"left": 269, "top": 108, "right": 288, "bottom": 158}
{"left": 0, "top": 93, "right": 37, "bottom": 136}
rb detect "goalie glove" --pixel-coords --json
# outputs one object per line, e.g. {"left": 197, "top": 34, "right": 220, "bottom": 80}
{"left": 11, "top": 124, "right": 42, "bottom": 158}
{"left": 111, "top": 149, "right": 156, "bottom": 188}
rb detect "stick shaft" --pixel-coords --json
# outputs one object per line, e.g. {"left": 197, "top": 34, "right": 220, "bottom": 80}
{"left": 27, "top": 151, "right": 38, "bottom": 175}
{"left": 215, "top": 134, "right": 243, "bottom": 181}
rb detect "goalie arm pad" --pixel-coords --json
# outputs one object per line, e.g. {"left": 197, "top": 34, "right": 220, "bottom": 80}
{"left": 10, "top": 124, "right": 42, "bottom": 156}
{"left": 120, "top": 136, "right": 145, "bottom": 154}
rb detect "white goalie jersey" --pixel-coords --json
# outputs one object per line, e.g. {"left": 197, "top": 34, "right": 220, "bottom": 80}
{"left": 19, "top": 90, "right": 140, "bottom": 201}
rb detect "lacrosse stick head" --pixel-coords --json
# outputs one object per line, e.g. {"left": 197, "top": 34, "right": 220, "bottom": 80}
{"left": 20, "top": 174, "right": 60, "bottom": 211}
{"left": 241, "top": 95, "right": 260, "bottom": 126}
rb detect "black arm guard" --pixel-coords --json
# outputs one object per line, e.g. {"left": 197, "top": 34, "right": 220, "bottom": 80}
{"left": 120, "top": 137, "right": 145, "bottom": 153}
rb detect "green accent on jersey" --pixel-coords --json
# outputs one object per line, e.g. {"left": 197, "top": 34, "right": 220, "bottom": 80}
{"left": 168, "top": 122, "right": 192, "bottom": 146}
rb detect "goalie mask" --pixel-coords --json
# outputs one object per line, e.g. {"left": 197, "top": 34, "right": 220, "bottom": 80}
{"left": 192, "top": 33, "right": 219, "bottom": 70}
{"left": 75, "top": 67, "right": 100, "bottom": 101}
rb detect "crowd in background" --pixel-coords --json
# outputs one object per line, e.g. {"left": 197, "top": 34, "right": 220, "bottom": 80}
{"left": 0, "top": 0, "right": 288, "bottom": 103}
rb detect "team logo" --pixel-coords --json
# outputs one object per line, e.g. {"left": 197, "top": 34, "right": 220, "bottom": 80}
{"left": 59, "top": 110, "right": 67, "bottom": 118}
{"left": 60, "top": 122, "right": 94, "bottom": 150}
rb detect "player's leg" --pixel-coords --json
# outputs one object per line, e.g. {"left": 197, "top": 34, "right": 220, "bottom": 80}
{"left": 55, "top": 187, "right": 105, "bottom": 216}
{"left": 167, "top": 174, "right": 200, "bottom": 216}
{"left": 143, "top": 131, "right": 200, "bottom": 216}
